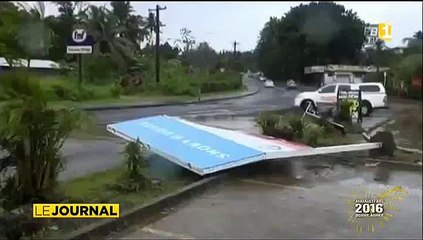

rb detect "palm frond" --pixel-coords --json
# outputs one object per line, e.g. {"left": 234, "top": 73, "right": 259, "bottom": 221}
{"left": 34, "top": 1, "right": 45, "bottom": 19}
{"left": 15, "top": 2, "right": 32, "bottom": 12}
{"left": 108, "top": 42, "right": 128, "bottom": 73}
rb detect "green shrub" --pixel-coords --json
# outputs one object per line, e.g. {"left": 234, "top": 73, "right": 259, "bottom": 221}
{"left": 77, "top": 88, "right": 95, "bottom": 101}
{"left": 0, "top": 71, "right": 43, "bottom": 101}
{"left": 288, "top": 115, "right": 303, "bottom": 139}
{"left": 274, "top": 118, "right": 294, "bottom": 140}
{"left": 0, "top": 73, "right": 87, "bottom": 210}
{"left": 84, "top": 56, "right": 117, "bottom": 84}
{"left": 338, "top": 100, "right": 353, "bottom": 123}
{"left": 201, "top": 81, "right": 238, "bottom": 92}
{"left": 256, "top": 113, "right": 295, "bottom": 140}
{"left": 109, "top": 139, "right": 150, "bottom": 193}
{"left": 110, "top": 84, "right": 122, "bottom": 98}
{"left": 123, "top": 139, "right": 148, "bottom": 179}
{"left": 257, "top": 112, "right": 326, "bottom": 145}
{"left": 51, "top": 84, "right": 76, "bottom": 101}
{"left": 303, "top": 122, "right": 324, "bottom": 147}
{"left": 159, "top": 71, "right": 197, "bottom": 96}
{"left": 0, "top": 206, "right": 48, "bottom": 240}
{"left": 143, "top": 61, "right": 242, "bottom": 95}
{"left": 50, "top": 84, "right": 94, "bottom": 101}
{"left": 256, "top": 112, "right": 279, "bottom": 129}
{"left": 201, "top": 71, "right": 242, "bottom": 93}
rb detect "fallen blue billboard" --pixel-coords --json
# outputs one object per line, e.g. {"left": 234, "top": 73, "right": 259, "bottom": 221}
{"left": 107, "top": 115, "right": 382, "bottom": 175}
{"left": 107, "top": 115, "right": 265, "bottom": 175}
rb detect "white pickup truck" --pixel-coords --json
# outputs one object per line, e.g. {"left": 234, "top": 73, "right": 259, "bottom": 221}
{"left": 294, "top": 82, "right": 388, "bottom": 116}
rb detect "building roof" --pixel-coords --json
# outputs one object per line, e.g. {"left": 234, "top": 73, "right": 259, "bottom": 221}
{"left": 304, "top": 64, "right": 390, "bottom": 74}
{"left": 0, "top": 57, "right": 61, "bottom": 69}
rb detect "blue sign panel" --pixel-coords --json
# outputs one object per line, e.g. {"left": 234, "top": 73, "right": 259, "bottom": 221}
{"left": 67, "top": 29, "right": 94, "bottom": 46}
{"left": 108, "top": 116, "right": 264, "bottom": 174}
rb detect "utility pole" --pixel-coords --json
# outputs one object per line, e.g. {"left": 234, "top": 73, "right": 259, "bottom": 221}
{"left": 149, "top": 5, "right": 166, "bottom": 84}
{"left": 233, "top": 41, "right": 239, "bottom": 56}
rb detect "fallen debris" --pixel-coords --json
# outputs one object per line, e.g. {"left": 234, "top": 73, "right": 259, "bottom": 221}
{"left": 365, "top": 162, "right": 381, "bottom": 168}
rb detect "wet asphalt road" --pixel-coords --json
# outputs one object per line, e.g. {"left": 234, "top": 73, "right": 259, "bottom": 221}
{"left": 92, "top": 78, "right": 301, "bottom": 124}
{"left": 113, "top": 157, "right": 422, "bottom": 239}
{"left": 59, "top": 88, "right": 394, "bottom": 181}
{"left": 59, "top": 79, "right": 301, "bottom": 181}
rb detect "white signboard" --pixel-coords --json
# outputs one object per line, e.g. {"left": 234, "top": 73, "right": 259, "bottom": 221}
{"left": 67, "top": 29, "right": 93, "bottom": 54}
{"left": 66, "top": 46, "right": 92, "bottom": 54}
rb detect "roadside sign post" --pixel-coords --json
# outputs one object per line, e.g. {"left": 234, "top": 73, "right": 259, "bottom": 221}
{"left": 383, "top": 71, "right": 387, "bottom": 87}
{"left": 337, "top": 89, "right": 363, "bottom": 124}
{"left": 67, "top": 29, "right": 94, "bottom": 88}
{"left": 78, "top": 54, "right": 82, "bottom": 87}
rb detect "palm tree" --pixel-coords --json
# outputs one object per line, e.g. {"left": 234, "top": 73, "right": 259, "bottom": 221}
{"left": 79, "top": 5, "right": 136, "bottom": 73}
{"left": 111, "top": 1, "right": 149, "bottom": 51}
{"left": 15, "top": 1, "right": 54, "bottom": 68}
{"left": 0, "top": 71, "right": 87, "bottom": 208}
{"left": 413, "top": 31, "right": 422, "bottom": 40}
{"left": 110, "top": 1, "right": 133, "bottom": 23}
{"left": 126, "top": 14, "right": 150, "bottom": 50}
{"left": 402, "top": 30, "right": 423, "bottom": 48}
{"left": 146, "top": 12, "right": 156, "bottom": 46}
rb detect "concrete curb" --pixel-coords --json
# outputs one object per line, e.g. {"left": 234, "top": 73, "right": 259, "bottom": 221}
{"left": 362, "top": 118, "right": 422, "bottom": 167}
{"left": 183, "top": 107, "right": 302, "bottom": 121}
{"left": 82, "top": 87, "right": 261, "bottom": 111}
{"left": 63, "top": 174, "right": 226, "bottom": 240}
{"left": 363, "top": 158, "right": 422, "bottom": 168}
{"left": 363, "top": 118, "right": 394, "bottom": 134}
{"left": 184, "top": 111, "right": 260, "bottom": 121}
{"left": 96, "top": 109, "right": 262, "bottom": 126}
{"left": 397, "top": 146, "right": 423, "bottom": 154}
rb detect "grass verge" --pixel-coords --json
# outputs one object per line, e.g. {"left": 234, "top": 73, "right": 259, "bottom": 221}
{"left": 41, "top": 167, "right": 196, "bottom": 239}
{"left": 46, "top": 88, "right": 247, "bottom": 109}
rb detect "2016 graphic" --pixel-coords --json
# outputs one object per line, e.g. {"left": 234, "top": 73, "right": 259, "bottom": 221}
{"left": 346, "top": 185, "right": 408, "bottom": 233}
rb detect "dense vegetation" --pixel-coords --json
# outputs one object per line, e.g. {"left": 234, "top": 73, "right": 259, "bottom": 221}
{"left": 0, "top": 1, "right": 251, "bottom": 105}
{"left": 255, "top": 2, "right": 365, "bottom": 81}
{"left": 255, "top": 2, "right": 422, "bottom": 99}
{"left": 0, "top": 2, "right": 250, "bottom": 239}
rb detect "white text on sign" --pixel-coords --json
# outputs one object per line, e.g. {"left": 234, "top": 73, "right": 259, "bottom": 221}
{"left": 67, "top": 46, "right": 93, "bottom": 54}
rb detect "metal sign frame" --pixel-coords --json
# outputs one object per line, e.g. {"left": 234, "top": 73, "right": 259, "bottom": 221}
{"left": 106, "top": 115, "right": 388, "bottom": 176}
{"left": 336, "top": 89, "right": 363, "bottom": 124}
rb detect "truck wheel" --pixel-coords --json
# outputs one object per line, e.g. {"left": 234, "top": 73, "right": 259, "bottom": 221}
{"left": 361, "top": 101, "right": 372, "bottom": 117}
{"left": 301, "top": 100, "right": 315, "bottom": 111}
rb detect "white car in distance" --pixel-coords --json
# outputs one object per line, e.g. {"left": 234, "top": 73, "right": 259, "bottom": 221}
{"left": 264, "top": 79, "right": 275, "bottom": 88}
{"left": 294, "top": 82, "right": 388, "bottom": 116}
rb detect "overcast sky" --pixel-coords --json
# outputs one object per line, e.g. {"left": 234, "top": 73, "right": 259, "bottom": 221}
{"left": 42, "top": 1, "right": 423, "bottom": 52}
